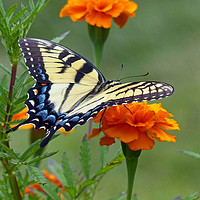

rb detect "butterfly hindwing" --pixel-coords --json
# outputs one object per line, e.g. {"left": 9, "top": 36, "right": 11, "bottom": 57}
{"left": 40, "top": 80, "right": 174, "bottom": 147}
{"left": 7, "top": 38, "right": 174, "bottom": 147}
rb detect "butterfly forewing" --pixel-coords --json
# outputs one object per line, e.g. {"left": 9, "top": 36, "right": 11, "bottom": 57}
{"left": 18, "top": 38, "right": 106, "bottom": 85}
{"left": 7, "top": 38, "right": 174, "bottom": 147}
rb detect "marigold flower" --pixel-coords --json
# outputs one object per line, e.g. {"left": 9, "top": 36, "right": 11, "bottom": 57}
{"left": 88, "top": 102, "right": 180, "bottom": 151}
{"left": 25, "top": 170, "right": 65, "bottom": 198}
{"left": 60, "top": 0, "right": 138, "bottom": 28}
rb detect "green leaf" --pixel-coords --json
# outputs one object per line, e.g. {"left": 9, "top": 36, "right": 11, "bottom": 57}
{"left": 62, "top": 152, "right": 75, "bottom": 188}
{"left": 29, "top": 0, "right": 35, "bottom": 11}
{"left": 9, "top": 7, "right": 27, "bottom": 26}
{"left": 131, "top": 194, "right": 139, "bottom": 200}
{"left": 27, "top": 165, "right": 47, "bottom": 184}
{"left": 23, "top": 76, "right": 34, "bottom": 86}
{"left": 27, "top": 188, "right": 47, "bottom": 199}
{"left": 0, "top": 152, "right": 12, "bottom": 159}
{"left": 0, "top": 116, "right": 6, "bottom": 124}
{"left": 40, "top": 181, "right": 62, "bottom": 200}
{"left": 63, "top": 187, "right": 76, "bottom": 198}
{"left": 181, "top": 192, "right": 200, "bottom": 200}
{"left": 0, "top": 94, "right": 7, "bottom": 104}
{"left": 107, "top": 192, "right": 127, "bottom": 200}
{"left": 179, "top": 150, "right": 200, "bottom": 160}
{"left": 0, "top": 0, "right": 6, "bottom": 16}
{"left": 13, "top": 94, "right": 27, "bottom": 105}
{"left": 80, "top": 135, "right": 91, "bottom": 179}
{"left": 0, "top": 64, "right": 11, "bottom": 74}
{"left": 0, "top": 142, "right": 19, "bottom": 159}
{"left": 19, "top": 139, "right": 41, "bottom": 162}
{"left": 0, "top": 85, "right": 10, "bottom": 105}
{"left": 0, "top": 105, "right": 7, "bottom": 115}
{"left": 94, "top": 154, "right": 125, "bottom": 178}
{"left": 48, "top": 159, "right": 67, "bottom": 185}
{"left": 51, "top": 31, "right": 70, "bottom": 43}
{"left": 1, "top": 75, "right": 8, "bottom": 88}
{"left": 99, "top": 145, "right": 108, "bottom": 168}
{"left": 12, "top": 70, "right": 29, "bottom": 98}
{"left": 82, "top": 179, "right": 97, "bottom": 188}
{"left": 4, "top": 4, "right": 17, "bottom": 23}
{"left": 9, "top": 104, "right": 25, "bottom": 116}
{"left": 27, "top": 151, "right": 58, "bottom": 165}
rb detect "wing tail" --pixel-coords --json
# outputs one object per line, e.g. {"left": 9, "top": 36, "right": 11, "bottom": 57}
{"left": 40, "top": 125, "right": 62, "bottom": 148}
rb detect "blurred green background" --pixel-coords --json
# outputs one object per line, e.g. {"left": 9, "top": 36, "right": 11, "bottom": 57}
{"left": 1, "top": 0, "right": 200, "bottom": 199}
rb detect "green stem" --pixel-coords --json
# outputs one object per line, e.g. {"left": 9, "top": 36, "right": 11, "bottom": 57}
{"left": 121, "top": 142, "right": 141, "bottom": 200}
{"left": 87, "top": 25, "right": 109, "bottom": 135}
{"left": 93, "top": 42, "right": 104, "bottom": 68}
{"left": 8, "top": 170, "right": 22, "bottom": 200}
{"left": 1, "top": 61, "right": 21, "bottom": 199}
{"left": 2, "top": 160, "right": 22, "bottom": 200}
{"left": 126, "top": 155, "right": 138, "bottom": 200}
{"left": 88, "top": 24, "right": 110, "bottom": 68}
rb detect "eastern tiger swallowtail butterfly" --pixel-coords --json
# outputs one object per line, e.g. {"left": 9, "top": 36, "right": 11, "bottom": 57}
{"left": 7, "top": 38, "right": 174, "bottom": 147}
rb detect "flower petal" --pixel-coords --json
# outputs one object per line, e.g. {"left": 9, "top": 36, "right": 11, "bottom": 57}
{"left": 85, "top": 10, "right": 112, "bottom": 28}
{"left": 113, "top": 0, "right": 137, "bottom": 28}
{"left": 156, "top": 118, "right": 180, "bottom": 130}
{"left": 87, "top": 128, "right": 101, "bottom": 139}
{"left": 60, "top": 0, "right": 88, "bottom": 21}
{"left": 100, "top": 136, "right": 115, "bottom": 146}
{"left": 128, "top": 131, "right": 155, "bottom": 150}
{"left": 149, "top": 126, "right": 176, "bottom": 142}
{"left": 103, "top": 124, "right": 139, "bottom": 143}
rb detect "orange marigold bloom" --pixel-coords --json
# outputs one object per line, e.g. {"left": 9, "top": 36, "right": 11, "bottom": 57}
{"left": 25, "top": 170, "right": 65, "bottom": 198}
{"left": 60, "top": 0, "right": 138, "bottom": 28}
{"left": 88, "top": 102, "right": 180, "bottom": 151}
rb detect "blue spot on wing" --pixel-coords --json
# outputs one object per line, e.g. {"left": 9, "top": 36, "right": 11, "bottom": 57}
{"left": 36, "top": 110, "right": 48, "bottom": 120}
{"left": 37, "top": 94, "right": 46, "bottom": 103}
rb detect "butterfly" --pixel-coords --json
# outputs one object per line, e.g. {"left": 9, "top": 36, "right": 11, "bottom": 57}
{"left": 7, "top": 38, "right": 174, "bottom": 147}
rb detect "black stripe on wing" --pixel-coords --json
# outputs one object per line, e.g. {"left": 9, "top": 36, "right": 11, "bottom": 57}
{"left": 7, "top": 82, "right": 64, "bottom": 133}
{"left": 19, "top": 38, "right": 106, "bottom": 84}
{"left": 39, "top": 81, "right": 174, "bottom": 147}
{"left": 19, "top": 38, "right": 50, "bottom": 83}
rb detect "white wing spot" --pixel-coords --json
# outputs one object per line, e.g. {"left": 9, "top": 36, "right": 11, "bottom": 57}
{"left": 32, "top": 118, "right": 39, "bottom": 122}
{"left": 30, "top": 109, "right": 36, "bottom": 113}
{"left": 29, "top": 100, "right": 35, "bottom": 106}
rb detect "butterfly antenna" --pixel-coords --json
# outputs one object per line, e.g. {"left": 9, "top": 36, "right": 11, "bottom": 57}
{"left": 119, "top": 72, "right": 149, "bottom": 81}
{"left": 117, "top": 64, "right": 124, "bottom": 80}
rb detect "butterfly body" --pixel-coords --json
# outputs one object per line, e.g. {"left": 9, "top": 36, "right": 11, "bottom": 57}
{"left": 7, "top": 38, "right": 174, "bottom": 147}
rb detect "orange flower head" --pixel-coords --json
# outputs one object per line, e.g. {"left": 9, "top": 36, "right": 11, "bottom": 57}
{"left": 60, "top": 0, "right": 138, "bottom": 28}
{"left": 88, "top": 102, "right": 180, "bottom": 151}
